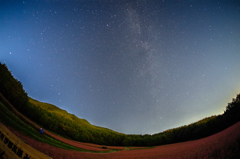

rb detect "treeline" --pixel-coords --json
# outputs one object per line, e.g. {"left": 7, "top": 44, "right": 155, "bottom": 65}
{"left": 0, "top": 63, "right": 28, "bottom": 113}
{"left": 0, "top": 62, "right": 240, "bottom": 146}
{"left": 122, "top": 92, "right": 240, "bottom": 146}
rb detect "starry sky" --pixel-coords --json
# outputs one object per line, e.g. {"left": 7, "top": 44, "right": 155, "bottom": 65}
{"left": 1, "top": 0, "right": 240, "bottom": 134}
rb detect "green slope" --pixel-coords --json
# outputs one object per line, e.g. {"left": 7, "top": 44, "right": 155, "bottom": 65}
{"left": 0, "top": 98, "right": 97, "bottom": 152}
{"left": 28, "top": 97, "right": 126, "bottom": 145}
{"left": 29, "top": 98, "right": 91, "bottom": 127}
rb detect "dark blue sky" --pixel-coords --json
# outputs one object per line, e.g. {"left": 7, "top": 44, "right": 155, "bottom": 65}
{"left": 1, "top": 0, "right": 240, "bottom": 134}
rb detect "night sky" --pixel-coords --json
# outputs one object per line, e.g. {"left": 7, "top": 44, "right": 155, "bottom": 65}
{"left": 1, "top": 0, "right": 240, "bottom": 134}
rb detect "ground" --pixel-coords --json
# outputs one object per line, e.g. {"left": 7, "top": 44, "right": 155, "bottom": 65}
{"left": 6, "top": 121, "right": 240, "bottom": 159}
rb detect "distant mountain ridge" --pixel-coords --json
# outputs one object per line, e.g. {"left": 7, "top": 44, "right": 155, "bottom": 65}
{"left": 0, "top": 62, "right": 240, "bottom": 146}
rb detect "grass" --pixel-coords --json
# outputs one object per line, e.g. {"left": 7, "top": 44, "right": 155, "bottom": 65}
{"left": 29, "top": 98, "right": 91, "bottom": 125}
{"left": 0, "top": 101, "right": 105, "bottom": 152}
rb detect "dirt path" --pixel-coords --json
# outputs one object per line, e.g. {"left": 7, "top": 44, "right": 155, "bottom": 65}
{"left": 5, "top": 121, "right": 240, "bottom": 159}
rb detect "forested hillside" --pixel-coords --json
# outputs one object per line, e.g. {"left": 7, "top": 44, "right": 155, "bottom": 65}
{"left": 0, "top": 62, "right": 240, "bottom": 146}
{"left": 0, "top": 63, "right": 28, "bottom": 113}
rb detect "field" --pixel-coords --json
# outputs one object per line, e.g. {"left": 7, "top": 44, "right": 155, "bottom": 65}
{"left": 0, "top": 91, "right": 240, "bottom": 158}
{"left": 1, "top": 91, "right": 240, "bottom": 158}
{"left": 3, "top": 121, "right": 240, "bottom": 159}
{"left": 1, "top": 97, "right": 239, "bottom": 159}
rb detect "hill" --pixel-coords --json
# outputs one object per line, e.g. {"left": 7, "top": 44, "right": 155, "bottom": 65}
{"left": 0, "top": 62, "right": 240, "bottom": 147}
{"left": 3, "top": 113, "right": 240, "bottom": 158}
{"left": 28, "top": 97, "right": 126, "bottom": 145}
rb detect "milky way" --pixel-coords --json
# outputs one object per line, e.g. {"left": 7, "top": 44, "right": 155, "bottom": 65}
{"left": 1, "top": 0, "right": 240, "bottom": 134}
